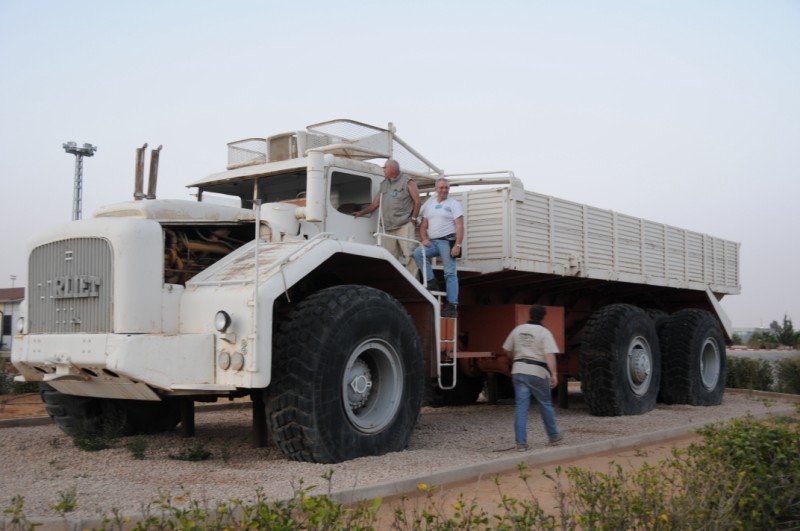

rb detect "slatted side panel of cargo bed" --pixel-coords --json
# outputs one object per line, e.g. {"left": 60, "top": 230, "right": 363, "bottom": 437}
{"left": 644, "top": 220, "right": 666, "bottom": 279}
{"left": 504, "top": 191, "right": 589, "bottom": 274}
{"left": 513, "top": 193, "right": 552, "bottom": 263}
{"left": 667, "top": 226, "right": 689, "bottom": 282}
{"left": 549, "top": 198, "right": 584, "bottom": 269}
{"left": 707, "top": 237, "right": 739, "bottom": 292}
{"left": 456, "top": 187, "right": 739, "bottom": 294}
{"left": 507, "top": 191, "right": 740, "bottom": 293}
{"left": 585, "top": 207, "right": 614, "bottom": 271}
{"left": 458, "top": 189, "right": 508, "bottom": 260}
{"left": 614, "top": 213, "right": 644, "bottom": 277}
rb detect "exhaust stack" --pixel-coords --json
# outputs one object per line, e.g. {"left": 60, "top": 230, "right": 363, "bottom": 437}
{"left": 147, "top": 145, "right": 163, "bottom": 200}
{"left": 134, "top": 143, "right": 148, "bottom": 201}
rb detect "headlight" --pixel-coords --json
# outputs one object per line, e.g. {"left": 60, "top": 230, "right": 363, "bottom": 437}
{"left": 214, "top": 311, "right": 231, "bottom": 332}
{"left": 15, "top": 317, "right": 24, "bottom": 333}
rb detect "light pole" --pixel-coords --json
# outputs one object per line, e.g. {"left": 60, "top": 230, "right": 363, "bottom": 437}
{"left": 63, "top": 142, "right": 97, "bottom": 220}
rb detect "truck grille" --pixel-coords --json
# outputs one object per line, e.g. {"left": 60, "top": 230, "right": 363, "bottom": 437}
{"left": 28, "top": 238, "right": 113, "bottom": 334}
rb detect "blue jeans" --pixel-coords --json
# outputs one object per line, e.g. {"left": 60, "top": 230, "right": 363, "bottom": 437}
{"left": 413, "top": 239, "right": 458, "bottom": 304}
{"left": 512, "top": 373, "right": 559, "bottom": 445}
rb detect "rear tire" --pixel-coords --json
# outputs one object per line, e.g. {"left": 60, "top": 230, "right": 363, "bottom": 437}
{"left": 267, "top": 285, "right": 425, "bottom": 463}
{"left": 579, "top": 304, "right": 661, "bottom": 416}
{"left": 659, "top": 309, "right": 726, "bottom": 405}
{"left": 645, "top": 308, "right": 669, "bottom": 334}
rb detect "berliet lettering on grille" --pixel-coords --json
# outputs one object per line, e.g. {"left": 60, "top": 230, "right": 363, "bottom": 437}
{"left": 53, "top": 275, "right": 102, "bottom": 298}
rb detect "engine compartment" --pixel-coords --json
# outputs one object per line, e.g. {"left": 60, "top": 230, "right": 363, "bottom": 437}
{"left": 162, "top": 223, "right": 255, "bottom": 285}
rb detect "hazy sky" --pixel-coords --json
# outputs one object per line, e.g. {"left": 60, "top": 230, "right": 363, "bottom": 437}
{"left": 1, "top": 1, "right": 798, "bottom": 328}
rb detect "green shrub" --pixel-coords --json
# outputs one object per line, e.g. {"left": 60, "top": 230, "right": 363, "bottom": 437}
{"left": 687, "top": 414, "right": 800, "bottom": 528}
{"left": 775, "top": 357, "right": 800, "bottom": 394}
{"left": 169, "top": 442, "right": 212, "bottom": 461}
{"left": 726, "top": 356, "right": 774, "bottom": 391}
{"left": 525, "top": 413, "right": 800, "bottom": 529}
{"left": 126, "top": 436, "right": 148, "bottom": 460}
{"left": 72, "top": 415, "right": 125, "bottom": 452}
{"left": 0, "top": 359, "right": 39, "bottom": 395}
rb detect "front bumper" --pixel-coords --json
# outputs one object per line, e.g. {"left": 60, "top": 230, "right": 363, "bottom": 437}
{"left": 12, "top": 333, "right": 221, "bottom": 400}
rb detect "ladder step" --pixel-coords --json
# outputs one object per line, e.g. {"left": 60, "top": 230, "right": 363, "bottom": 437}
{"left": 437, "top": 303, "right": 458, "bottom": 390}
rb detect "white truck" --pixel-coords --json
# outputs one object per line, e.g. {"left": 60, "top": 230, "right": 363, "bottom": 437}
{"left": 12, "top": 119, "right": 740, "bottom": 463}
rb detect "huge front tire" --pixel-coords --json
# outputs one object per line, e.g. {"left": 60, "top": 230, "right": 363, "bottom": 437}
{"left": 40, "top": 384, "right": 180, "bottom": 436}
{"left": 579, "top": 304, "right": 661, "bottom": 416}
{"left": 659, "top": 309, "right": 726, "bottom": 406}
{"left": 40, "top": 383, "right": 107, "bottom": 436}
{"left": 267, "top": 285, "right": 425, "bottom": 463}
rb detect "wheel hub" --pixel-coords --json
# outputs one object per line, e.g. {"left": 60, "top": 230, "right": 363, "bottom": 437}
{"left": 342, "top": 338, "right": 403, "bottom": 434}
{"left": 629, "top": 348, "right": 651, "bottom": 385}
{"left": 700, "top": 338, "right": 721, "bottom": 390}
{"left": 627, "top": 336, "right": 653, "bottom": 396}
{"left": 347, "top": 359, "right": 373, "bottom": 410}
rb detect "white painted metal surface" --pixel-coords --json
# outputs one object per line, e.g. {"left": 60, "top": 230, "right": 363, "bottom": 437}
{"left": 454, "top": 187, "right": 740, "bottom": 295}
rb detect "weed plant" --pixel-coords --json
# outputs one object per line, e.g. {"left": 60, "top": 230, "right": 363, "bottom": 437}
{"left": 220, "top": 445, "right": 232, "bottom": 463}
{"left": 50, "top": 486, "right": 78, "bottom": 515}
{"left": 168, "top": 442, "right": 212, "bottom": 461}
{"left": 71, "top": 416, "right": 125, "bottom": 452}
{"left": 126, "top": 436, "right": 147, "bottom": 460}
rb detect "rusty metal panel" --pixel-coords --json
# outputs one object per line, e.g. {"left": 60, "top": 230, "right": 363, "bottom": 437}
{"left": 440, "top": 317, "right": 456, "bottom": 342}
{"left": 459, "top": 304, "right": 565, "bottom": 355}
{"left": 28, "top": 238, "right": 113, "bottom": 334}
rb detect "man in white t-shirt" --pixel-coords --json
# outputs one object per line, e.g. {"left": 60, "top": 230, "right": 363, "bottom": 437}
{"left": 413, "top": 178, "right": 464, "bottom": 318}
{"left": 502, "top": 305, "right": 563, "bottom": 451}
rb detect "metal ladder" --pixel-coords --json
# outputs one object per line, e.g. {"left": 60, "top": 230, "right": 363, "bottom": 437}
{"left": 433, "top": 289, "right": 458, "bottom": 390}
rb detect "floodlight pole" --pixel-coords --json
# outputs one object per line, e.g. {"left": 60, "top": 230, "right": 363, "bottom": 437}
{"left": 63, "top": 142, "right": 97, "bottom": 220}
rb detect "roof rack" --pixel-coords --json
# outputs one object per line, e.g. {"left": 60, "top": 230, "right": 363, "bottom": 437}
{"left": 225, "top": 119, "right": 445, "bottom": 183}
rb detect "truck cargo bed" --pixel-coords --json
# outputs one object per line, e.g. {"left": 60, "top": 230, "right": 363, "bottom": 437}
{"left": 456, "top": 187, "right": 740, "bottom": 296}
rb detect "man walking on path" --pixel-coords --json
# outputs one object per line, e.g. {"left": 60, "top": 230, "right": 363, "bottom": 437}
{"left": 502, "top": 305, "right": 563, "bottom": 451}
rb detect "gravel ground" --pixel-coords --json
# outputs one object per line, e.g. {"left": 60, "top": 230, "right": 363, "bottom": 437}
{"left": 0, "top": 388, "right": 797, "bottom": 526}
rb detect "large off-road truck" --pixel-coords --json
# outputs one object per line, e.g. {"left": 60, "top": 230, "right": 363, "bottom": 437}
{"left": 12, "top": 119, "right": 739, "bottom": 463}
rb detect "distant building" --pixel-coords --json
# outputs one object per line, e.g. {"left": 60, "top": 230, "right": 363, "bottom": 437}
{"left": 0, "top": 288, "right": 24, "bottom": 353}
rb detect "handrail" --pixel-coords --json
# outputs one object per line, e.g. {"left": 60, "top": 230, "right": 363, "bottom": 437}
{"left": 371, "top": 230, "right": 429, "bottom": 286}
{"left": 372, "top": 228, "right": 456, "bottom": 391}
